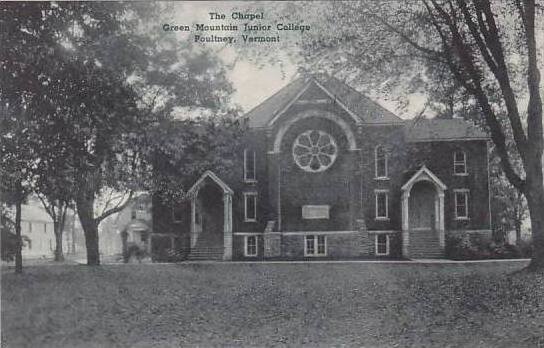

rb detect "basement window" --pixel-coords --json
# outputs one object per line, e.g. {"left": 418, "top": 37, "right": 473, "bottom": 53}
{"left": 375, "top": 234, "right": 390, "bottom": 256}
{"left": 244, "top": 235, "right": 258, "bottom": 257}
{"left": 305, "top": 235, "right": 327, "bottom": 256}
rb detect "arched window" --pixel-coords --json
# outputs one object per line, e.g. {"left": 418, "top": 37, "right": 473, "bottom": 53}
{"left": 375, "top": 145, "right": 388, "bottom": 179}
{"left": 453, "top": 151, "right": 467, "bottom": 175}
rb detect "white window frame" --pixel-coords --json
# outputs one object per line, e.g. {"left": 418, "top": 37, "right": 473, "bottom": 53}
{"left": 375, "top": 189, "right": 389, "bottom": 220}
{"left": 374, "top": 145, "right": 389, "bottom": 180}
{"left": 172, "top": 205, "right": 182, "bottom": 223}
{"left": 454, "top": 189, "right": 470, "bottom": 220}
{"left": 244, "top": 149, "right": 257, "bottom": 182}
{"left": 304, "top": 235, "right": 327, "bottom": 257}
{"left": 375, "top": 234, "right": 390, "bottom": 256}
{"left": 243, "top": 192, "right": 258, "bottom": 222}
{"left": 244, "top": 235, "right": 258, "bottom": 257}
{"left": 453, "top": 151, "right": 468, "bottom": 176}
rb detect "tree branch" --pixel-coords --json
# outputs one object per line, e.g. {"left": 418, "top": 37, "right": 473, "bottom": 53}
{"left": 37, "top": 193, "right": 56, "bottom": 221}
{"left": 424, "top": 0, "right": 527, "bottom": 192}
{"left": 95, "top": 190, "right": 133, "bottom": 223}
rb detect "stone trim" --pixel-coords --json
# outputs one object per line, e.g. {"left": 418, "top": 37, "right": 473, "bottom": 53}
{"left": 271, "top": 109, "right": 359, "bottom": 153}
{"left": 448, "top": 229, "right": 492, "bottom": 234}
{"left": 367, "top": 230, "right": 400, "bottom": 234}
{"left": 282, "top": 230, "right": 359, "bottom": 236}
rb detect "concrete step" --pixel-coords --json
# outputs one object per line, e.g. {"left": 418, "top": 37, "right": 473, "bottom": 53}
{"left": 187, "top": 246, "right": 224, "bottom": 260}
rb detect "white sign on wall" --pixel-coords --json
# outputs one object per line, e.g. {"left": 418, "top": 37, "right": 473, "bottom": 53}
{"left": 302, "top": 205, "right": 330, "bottom": 219}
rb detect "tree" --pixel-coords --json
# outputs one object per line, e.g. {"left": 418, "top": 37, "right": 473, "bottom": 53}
{"left": 257, "top": 0, "right": 544, "bottom": 270}
{"left": 0, "top": 105, "right": 35, "bottom": 273}
{"left": 490, "top": 150, "right": 529, "bottom": 244}
{"left": 2, "top": 2, "right": 239, "bottom": 266}
{"left": 147, "top": 114, "right": 246, "bottom": 206}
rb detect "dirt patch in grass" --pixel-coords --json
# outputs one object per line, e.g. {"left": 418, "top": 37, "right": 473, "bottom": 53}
{"left": 2, "top": 262, "right": 543, "bottom": 347}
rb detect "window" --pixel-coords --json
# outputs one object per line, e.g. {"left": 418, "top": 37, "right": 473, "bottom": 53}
{"left": 244, "top": 192, "right": 257, "bottom": 222}
{"left": 172, "top": 205, "right": 183, "bottom": 223}
{"left": 244, "top": 235, "right": 258, "bottom": 257}
{"left": 293, "top": 130, "right": 338, "bottom": 173}
{"left": 244, "top": 149, "right": 256, "bottom": 182}
{"left": 375, "top": 145, "right": 388, "bottom": 179}
{"left": 135, "top": 203, "right": 146, "bottom": 219}
{"left": 453, "top": 151, "right": 467, "bottom": 175}
{"left": 140, "top": 233, "right": 148, "bottom": 243}
{"left": 131, "top": 210, "right": 137, "bottom": 219}
{"left": 454, "top": 189, "right": 469, "bottom": 219}
{"left": 375, "top": 234, "right": 390, "bottom": 256}
{"left": 304, "top": 235, "right": 327, "bottom": 256}
{"left": 375, "top": 190, "right": 389, "bottom": 220}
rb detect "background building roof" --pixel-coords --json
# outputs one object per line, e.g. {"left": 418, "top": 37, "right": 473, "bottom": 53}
{"left": 405, "top": 118, "right": 489, "bottom": 142}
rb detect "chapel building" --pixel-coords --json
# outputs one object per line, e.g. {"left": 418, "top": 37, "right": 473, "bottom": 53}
{"left": 152, "top": 75, "right": 492, "bottom": 261}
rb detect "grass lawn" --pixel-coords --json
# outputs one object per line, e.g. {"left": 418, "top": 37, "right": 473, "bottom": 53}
{"left": 2, "top": 261, "right": 543, "bottom": 348}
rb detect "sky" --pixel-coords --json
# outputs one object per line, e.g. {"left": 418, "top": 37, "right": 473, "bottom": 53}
{"left": 169, "top": 1, "right": 542, "bottom": 119}
{"left": 170, "top": 2, "right": 298, "bottom": 113}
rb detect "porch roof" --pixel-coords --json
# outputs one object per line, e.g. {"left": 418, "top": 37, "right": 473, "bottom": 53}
{"left": 187, "top": 170, "right": 234, "bottom": 197}
{"left": 401, "top": 165, "right": 447, "bottom": 192}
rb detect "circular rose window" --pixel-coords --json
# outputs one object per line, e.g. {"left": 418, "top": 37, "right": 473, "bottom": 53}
{"left": 292, "top": 130, "right": 338, "bottom": 172}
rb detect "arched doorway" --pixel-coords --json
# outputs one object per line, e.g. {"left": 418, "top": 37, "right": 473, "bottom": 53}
{"left": 408, "top": 181, "right": 439, "bottom": 257}
{"left": 401, "top": 166, "right": 446, "bottom": 259}
{"left": 187, "top": 171, "right": 233, "bottom": 260}
{"left": 195, "top": 183, "right": 224, "bottom": 248}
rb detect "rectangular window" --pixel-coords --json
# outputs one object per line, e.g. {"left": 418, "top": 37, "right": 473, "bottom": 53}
{"left": 131, "top": 210, "right": 137, "bottom": 219}
{"left": 306, "top": 235, "right": 315, "bottom": 255}
{"left": 454, "top": 190, "right": 469, "bottom": 219}
{"left": 244, "top": 149, "right": 256, "bottom": 182}
{"left": 244, "top": 192, "right": 257, "bottom": 222}
{"left": 375, "top": 146, "right": 388, "bottom": 179}
{"left": 245, "top": 235, "right": 258, "bottom": 257}
{"left": 172, "top": 204, "right": 183, "bottom": 223}
{"left": 305, "top": 235, "right": 327, "bottom": 256}
{"left": 375, "top": 190, "right": 389, "bottom": 220}
{"left": 454, "top": 151, "right": 467, "bottom": 175}
{"left": 375, "top": 234, "right": 390, "bottom": 256}
{"left": 317, "top": 235, "right": 326, "bottom": 255}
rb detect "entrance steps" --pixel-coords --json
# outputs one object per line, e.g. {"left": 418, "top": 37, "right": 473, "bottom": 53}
{"left": 187, "top": 246, "right": 224, "bottom": 261}
{"left": 409, "top": 230, "right": 444, "bottom": 259}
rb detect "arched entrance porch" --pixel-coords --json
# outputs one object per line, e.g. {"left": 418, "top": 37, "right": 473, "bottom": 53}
{"left": 187, "top": 171, "right": 233, "bottom": 260}
{"left": 401, "top": 166, "right": 446, "bottom": 258}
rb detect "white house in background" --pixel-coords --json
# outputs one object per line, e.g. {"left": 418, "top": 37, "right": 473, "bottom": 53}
{"left": 20, "top": 201, "right": 55, "bottom": 258}
{"left": 20, "top": 196, "right": 80, "bottom": 259}
{"left": 98, "top": 193, "right": 153, "bottom": 256}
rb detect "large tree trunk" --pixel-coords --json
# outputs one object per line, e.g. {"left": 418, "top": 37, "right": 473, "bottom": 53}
{"left": 53, "top": 221, "right": 64, "bottom": 262}
{"left": 14, "top": 197, "right": 23, "bottom": 274}
{"left": 526, "top": 167, "right": 544, "bottom": 271}
{"left": 76, "top": 188, "right": 100, "bottom": 266}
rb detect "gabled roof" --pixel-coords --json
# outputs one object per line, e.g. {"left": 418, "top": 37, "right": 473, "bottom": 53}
{"left": 405, "top": 118, "right": 489, "bottom": 142}
{"left": 187, "top": 170, "right": 233, "bottom": 197}
{"left": 244, "top": 74, "right": 404, "bottom": 128}
{"left": 401, "top": 165, "right": 447, "bottom": 192}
